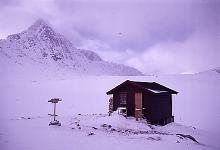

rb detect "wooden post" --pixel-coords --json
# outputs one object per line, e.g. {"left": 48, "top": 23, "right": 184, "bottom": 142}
{"left": 48, "top": 98, "right": 62, "bottom": 126}
{"left": 54, "top": 103, "right": 56, "bottom": 121}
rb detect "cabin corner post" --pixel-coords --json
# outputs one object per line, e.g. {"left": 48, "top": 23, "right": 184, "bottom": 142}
{"left": 108, "top": 96, "right": 113, "bottom": 116}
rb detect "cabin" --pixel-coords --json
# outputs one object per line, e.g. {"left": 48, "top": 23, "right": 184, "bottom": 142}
{"left": 106, "top": 80, "right": 178, "bottom": 125}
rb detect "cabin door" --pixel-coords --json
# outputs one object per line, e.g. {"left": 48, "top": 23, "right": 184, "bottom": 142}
{"left": 135, "top": 92, "right": 143, "bottom": 120}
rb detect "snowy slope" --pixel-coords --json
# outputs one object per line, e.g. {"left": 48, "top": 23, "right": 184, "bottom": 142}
{"left": 0, "top": 111, "right": 219, "bottom": 150}
{"left": 0, "top": 19, "right": 142, "bottom": 76}
{"left": 0, "top": 70, "right": 220, "bottom": 150}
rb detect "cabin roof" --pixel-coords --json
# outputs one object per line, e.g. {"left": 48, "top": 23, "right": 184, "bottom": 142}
{"left": 106, "top": 80, "right": 178, "bottom": 95}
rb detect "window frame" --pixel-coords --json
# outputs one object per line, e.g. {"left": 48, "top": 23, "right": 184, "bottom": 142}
{"left": 119, "top": 91, "right": 127, "bottom": 105}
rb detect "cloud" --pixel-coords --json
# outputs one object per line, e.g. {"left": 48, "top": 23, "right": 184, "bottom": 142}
{"left": 77, "top": 39, "right": 135, "bottom": 63}
{"left": 0, "top": 0, "right": 57, "bottom": 39}
{"left": 67, "top": 0, "right": 220, "bottom": 74}
{"left": 0, "top": 0, "right": 21, "bottom": 7}
{"left": 125, "top": 31, "right": 220, "bottom": 74}
{"left": 52, "top": 0, "right": 219, "bottom": 48}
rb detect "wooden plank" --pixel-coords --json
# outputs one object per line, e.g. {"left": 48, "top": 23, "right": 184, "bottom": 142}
{"left": 48, "top": 98, "right": 62, "bottom": 103}
{"left": 135, "top": 92, "right": 143, "bottom": 120}
{"left": 48, "top": 114, "right": 58, "bottom": 116}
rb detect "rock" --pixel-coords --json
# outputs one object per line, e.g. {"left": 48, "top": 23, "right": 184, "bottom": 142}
{"left": 88, "top": 132, "right": 95, "bottom": 136}
{"left": 176, "top": 134, "right": 199, "bottom": 143}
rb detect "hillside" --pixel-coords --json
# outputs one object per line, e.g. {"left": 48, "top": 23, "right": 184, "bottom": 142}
{"left": 0, "top": 19, "right": 142, "bottom": 76}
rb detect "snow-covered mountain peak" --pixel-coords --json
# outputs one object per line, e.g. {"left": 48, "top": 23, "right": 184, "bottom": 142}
{"left": 31, "top": 18, "right": 48, "bottom": 27}
{"left": 28, "top": 19, "right": 51, "bottom": 32}
{"left": 0, "top": 19, "right": 142, "bottom": 76}
{"left": 24, "top": 19, "right": 62, "bottom": 43}
{"left": 6, "top": 19, "right": 61, "bottom": 46}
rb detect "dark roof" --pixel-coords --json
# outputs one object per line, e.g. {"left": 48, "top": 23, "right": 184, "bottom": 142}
{"left": 106, "top": 80, "right": 178, "bottom": 95}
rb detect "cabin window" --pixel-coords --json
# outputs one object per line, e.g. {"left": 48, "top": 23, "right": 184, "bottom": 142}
{"left": 119, "top": 92, "right": 127, "bottom": 104}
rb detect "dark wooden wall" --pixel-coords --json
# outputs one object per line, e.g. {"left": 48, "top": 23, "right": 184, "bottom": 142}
{"left": 143, "top": 94, "right": 172, "bottom": 122}
{"left": 112, "top": 84, "right": 139, "bottom": 116}
{"left": 112, "top": 86, "right": 129, "bottom": 111}
{"left": 112, "top": 85, "right": 173, "bottom": 124}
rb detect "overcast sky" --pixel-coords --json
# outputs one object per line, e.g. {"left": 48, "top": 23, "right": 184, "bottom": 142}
{"left": 0, "top": 0, "right": 219, "bottom": 74}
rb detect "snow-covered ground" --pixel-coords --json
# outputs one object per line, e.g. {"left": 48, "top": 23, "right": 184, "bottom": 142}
{"left": 0, "top": 71, "right": 220, "bottom": 150}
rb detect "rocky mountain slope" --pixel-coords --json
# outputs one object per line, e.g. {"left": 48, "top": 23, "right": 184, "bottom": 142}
{"left": 213, "top": 67, "right": 220, "bottom": 73}
{"left": 0, "top": 19, "right": 142, "bottom": 76}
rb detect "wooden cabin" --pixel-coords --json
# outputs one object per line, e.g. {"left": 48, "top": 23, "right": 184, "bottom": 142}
{"left": 106, "top": 80, "right": 178, "bottom": 125}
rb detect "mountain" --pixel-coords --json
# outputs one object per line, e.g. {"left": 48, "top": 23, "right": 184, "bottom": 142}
{"left": 195, "top": 67, "right": 220, "bottom": 75}
{"left": 0, "top": 19, "right": 142, "bottom": 76}
{"left": 213, "top": 67, "right": 220, "bottom": 73}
